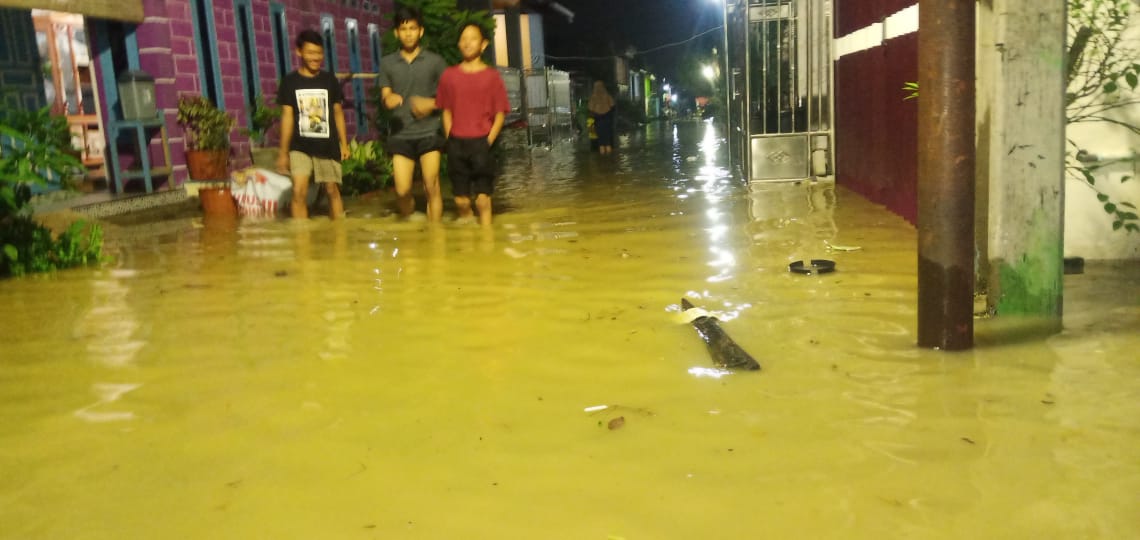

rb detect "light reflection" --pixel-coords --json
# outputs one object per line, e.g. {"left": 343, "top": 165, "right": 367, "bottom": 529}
{"left": 688, "top": 366, "right": 733, "bottom": 379}
{"left": 73, "top": 382, "right": 140, "bottom": 422}
{"left": 78, "top": 277, "right": 144, "bottom": 369}
{"left": 705, "top": 223, "right": 728, "bottom": 241}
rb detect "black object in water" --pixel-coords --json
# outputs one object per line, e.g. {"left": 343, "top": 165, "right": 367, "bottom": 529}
{"left": 680, "top": 298, "right": 761, "bottom": 371}
{"left": 788, "top": 259, "right": 836, "bottom": 275}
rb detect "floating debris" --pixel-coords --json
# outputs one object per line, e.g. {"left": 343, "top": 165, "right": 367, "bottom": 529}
{"left": 824, "top": 240, "right": 863, "bottom": 251}
{"left": 680, "top": 298, "right": 761, "bottom": 371}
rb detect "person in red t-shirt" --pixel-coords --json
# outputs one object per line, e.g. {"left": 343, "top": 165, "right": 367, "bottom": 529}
{"left": 436, "top": 23, "right": 510, "bottom": 227}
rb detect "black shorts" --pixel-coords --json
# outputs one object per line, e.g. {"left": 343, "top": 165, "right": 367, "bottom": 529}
{"left": 447, "top": 136, "right": 494, "bottom": 197}
{"left": 388, "top": 134, "right": 444, "bottom": 159}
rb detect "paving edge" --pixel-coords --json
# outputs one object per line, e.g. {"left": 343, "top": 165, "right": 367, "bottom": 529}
{"left": 71, "top": 189, "right": 191, "bottom": 219}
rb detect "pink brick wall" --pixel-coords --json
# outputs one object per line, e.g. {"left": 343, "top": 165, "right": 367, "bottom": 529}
{"left": 130, "top": 0, "right": 393, "bottom": 183}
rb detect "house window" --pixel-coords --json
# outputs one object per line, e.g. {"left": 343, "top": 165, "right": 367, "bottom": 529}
{"left": 346, "top": 18, "right": 366, "bottom": 134}
{"left": 320, "top": 14, "right": 337, "bottom": 72}
{"left": 234, "top": 0, "right": 260, "bottom": 116}
{"left": 189, "top": 0, "right": 225, "bottom": 108}
{"left": 368, "top": 23, "right": 381, "bottom": 72}
{"left": 270, "top": 2, "right": 290, "bottom": 79}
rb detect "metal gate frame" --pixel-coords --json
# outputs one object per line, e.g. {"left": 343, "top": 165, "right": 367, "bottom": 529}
{"left": 725, "top": 0, "right": 834, "bottom": 182}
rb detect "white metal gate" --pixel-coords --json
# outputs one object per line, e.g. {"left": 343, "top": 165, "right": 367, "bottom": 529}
{"left": 727, "top": 0, "right": 833, "bottom": 181}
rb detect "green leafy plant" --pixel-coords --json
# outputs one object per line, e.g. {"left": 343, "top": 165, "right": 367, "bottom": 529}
{"left": 1, "top": 108, "right": 104, "bottom": 278}
{"left": 340, "top": 139, "right": 393, "bottom": 196}
{"left": 0, "top": 217, "right": 104, "bottom": 277}
{"left": 1066, "top": 0, "right": 1138, "bottom": 232}
{"left": 240, "top": 96, "right": 282, "bottom": 147}
{"left": 1, "top": 106, "right": 74, "bottom": 151}
{"left": 177, "top": 94, "right": 236, "bottom": 151}
{"left": 902, "top": 81, "right": 919, "bottom": 100}
{"left": 1, "top": 107, "right": 82, "bottom": 216}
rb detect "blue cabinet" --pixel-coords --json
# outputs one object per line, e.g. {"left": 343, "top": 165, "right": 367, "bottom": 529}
{"left": 105, "top": 116, "right": 172, "bottom": 193}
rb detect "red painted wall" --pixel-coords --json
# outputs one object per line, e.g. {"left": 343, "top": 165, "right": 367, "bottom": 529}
{"left": 834, "top": 2, "right": 919, "bottom": 224}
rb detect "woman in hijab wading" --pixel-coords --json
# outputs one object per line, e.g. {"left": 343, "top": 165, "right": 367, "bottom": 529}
{"left": 588, "top": 81, "right": 616, "bottom": 155}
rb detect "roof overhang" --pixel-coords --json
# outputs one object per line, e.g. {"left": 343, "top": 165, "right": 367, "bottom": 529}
{"left": 0, "top": 0, "right": 143, "bottom": 23}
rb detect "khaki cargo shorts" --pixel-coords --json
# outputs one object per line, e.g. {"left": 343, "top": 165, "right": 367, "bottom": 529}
{"left": 289, "top": 151, "right": 342, "bottom": 184}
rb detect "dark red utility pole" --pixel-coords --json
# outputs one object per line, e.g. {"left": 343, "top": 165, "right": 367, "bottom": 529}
{"left": 917, "top": 0, "right": 976, "bottom": 350}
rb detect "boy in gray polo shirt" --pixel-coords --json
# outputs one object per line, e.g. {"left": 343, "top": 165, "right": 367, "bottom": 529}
{"left": 378, "top": 6, "right": 448, "bottom": 222}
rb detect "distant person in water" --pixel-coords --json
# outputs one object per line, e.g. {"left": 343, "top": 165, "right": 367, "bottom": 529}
{"left": 377, "top": 5, "right": 447, "bottom": 222}
{"left": 276, "top": 29, "right": 349, "bottom": 219}
{"left": 588, "top": 80, "right": 615, "bottom": 155}
{"left": 436, "top": 23, "right": 510, "bottom": 227}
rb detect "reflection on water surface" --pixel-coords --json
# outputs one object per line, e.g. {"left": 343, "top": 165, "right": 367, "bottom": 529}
{"left": 1, "top": 121, "right": 1138, "bottom": 539}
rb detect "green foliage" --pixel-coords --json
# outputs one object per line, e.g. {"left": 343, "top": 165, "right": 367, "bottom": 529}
{"left": 177, "top": 94, "right": 236, "bottom": 151}
{"left": 369, "top": 0, "right": 496, "bottom": 136}
{"left": 1066, "top": 0, "right": 1139, "bottom": 233}
{"left": 380, "top": 0, "right": 495, "bottom": 65}
{"left": 902, "top": 81, "right": 919, "bottom": 100}
{"left": 240, "top": 96, "right": 282, "bottom": 147}
{"left": 1, "top": 105, "right": 74, "bottom": 151}
{"left": 341, "top": 139, "right": 393, "bottom": 196}
{"left": 0, "top": 106, "right": 104, "bottom": 278}
{"left": 1, "top": 109, "right": 82, "bottom": 218}
{"left": 0, "top": 216, "right": 104, "bottom": 277}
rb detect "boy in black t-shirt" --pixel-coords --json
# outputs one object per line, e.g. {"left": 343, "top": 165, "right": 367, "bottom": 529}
{"left": 276, "top": 29, "right": 350, "bottom": 219}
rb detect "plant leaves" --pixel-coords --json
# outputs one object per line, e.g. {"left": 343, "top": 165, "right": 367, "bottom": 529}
{"left": 1081, "top": 169, "right": 1096, "bottom": 185}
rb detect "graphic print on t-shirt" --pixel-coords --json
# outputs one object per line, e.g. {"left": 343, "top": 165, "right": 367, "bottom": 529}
{"left": 295, "top": 89, "right": 330, "bottom": 138}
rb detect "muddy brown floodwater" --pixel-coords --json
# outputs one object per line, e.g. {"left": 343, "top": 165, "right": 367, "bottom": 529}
{"left": 2, "top": 120, "right": 1138, "bottom": 539}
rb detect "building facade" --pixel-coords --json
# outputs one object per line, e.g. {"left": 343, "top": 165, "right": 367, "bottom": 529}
{"left": 1, "top": 0, "right": 394, "bottom": 190}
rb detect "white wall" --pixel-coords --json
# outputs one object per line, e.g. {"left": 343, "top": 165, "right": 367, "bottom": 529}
{"left": 1065, "top": 17, "right": 1140, "bottom": 260}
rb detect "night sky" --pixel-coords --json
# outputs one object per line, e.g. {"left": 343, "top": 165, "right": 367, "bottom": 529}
{"left": 539, "top": 0, "right": 725, "bottom": 84}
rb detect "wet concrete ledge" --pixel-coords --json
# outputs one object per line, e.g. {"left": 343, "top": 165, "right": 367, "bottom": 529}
{"left": 30, "top": 183, "right": 217, "bottom": 220}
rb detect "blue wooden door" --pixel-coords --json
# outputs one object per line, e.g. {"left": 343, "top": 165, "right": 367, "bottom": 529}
{"left": 0, "top": 7, "right": 46, "bottom": 110}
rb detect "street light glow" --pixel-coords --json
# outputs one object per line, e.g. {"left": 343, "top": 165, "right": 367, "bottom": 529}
{"left": 702, "top": 65, "right": 715, "bottom": 80}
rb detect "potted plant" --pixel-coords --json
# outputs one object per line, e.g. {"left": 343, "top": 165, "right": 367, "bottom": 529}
{"left": 240, "top": 95, "right": 281, "bottom": 169}
{"left": 177, "top": 94, "right": 235, "bottom": 181}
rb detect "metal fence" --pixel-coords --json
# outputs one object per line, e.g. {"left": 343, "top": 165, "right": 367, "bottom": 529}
{"left": 499, "top": 67, "right": 575, "bottom": 146}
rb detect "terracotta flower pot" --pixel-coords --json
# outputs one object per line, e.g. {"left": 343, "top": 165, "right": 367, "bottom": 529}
{"left": 199, "top": 186, "right": 237, "bottom": 218}
{"left": 186, "top": 149, "right": 229, "bottom": 180}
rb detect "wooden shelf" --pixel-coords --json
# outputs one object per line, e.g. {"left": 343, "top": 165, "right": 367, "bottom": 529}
{"left": 106, "top": 120, "right": 173, "bottom": 194}
{"left": 121, "top": 166, "right": 172, "bottom": 180}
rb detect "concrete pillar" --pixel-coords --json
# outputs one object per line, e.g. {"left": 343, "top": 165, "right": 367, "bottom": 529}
{"left": 917, "top": 0, "right": 976, "bottom": 350}
{"left": 981, "top": 0, "right": 1066, "bottom": 331}
{"left": 504, "top": 5, "right": 523, "bottom": 69}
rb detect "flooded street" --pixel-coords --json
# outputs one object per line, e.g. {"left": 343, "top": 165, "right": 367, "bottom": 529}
{"left": 2, "top": 120, "right": 1138, "bottom": 539}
